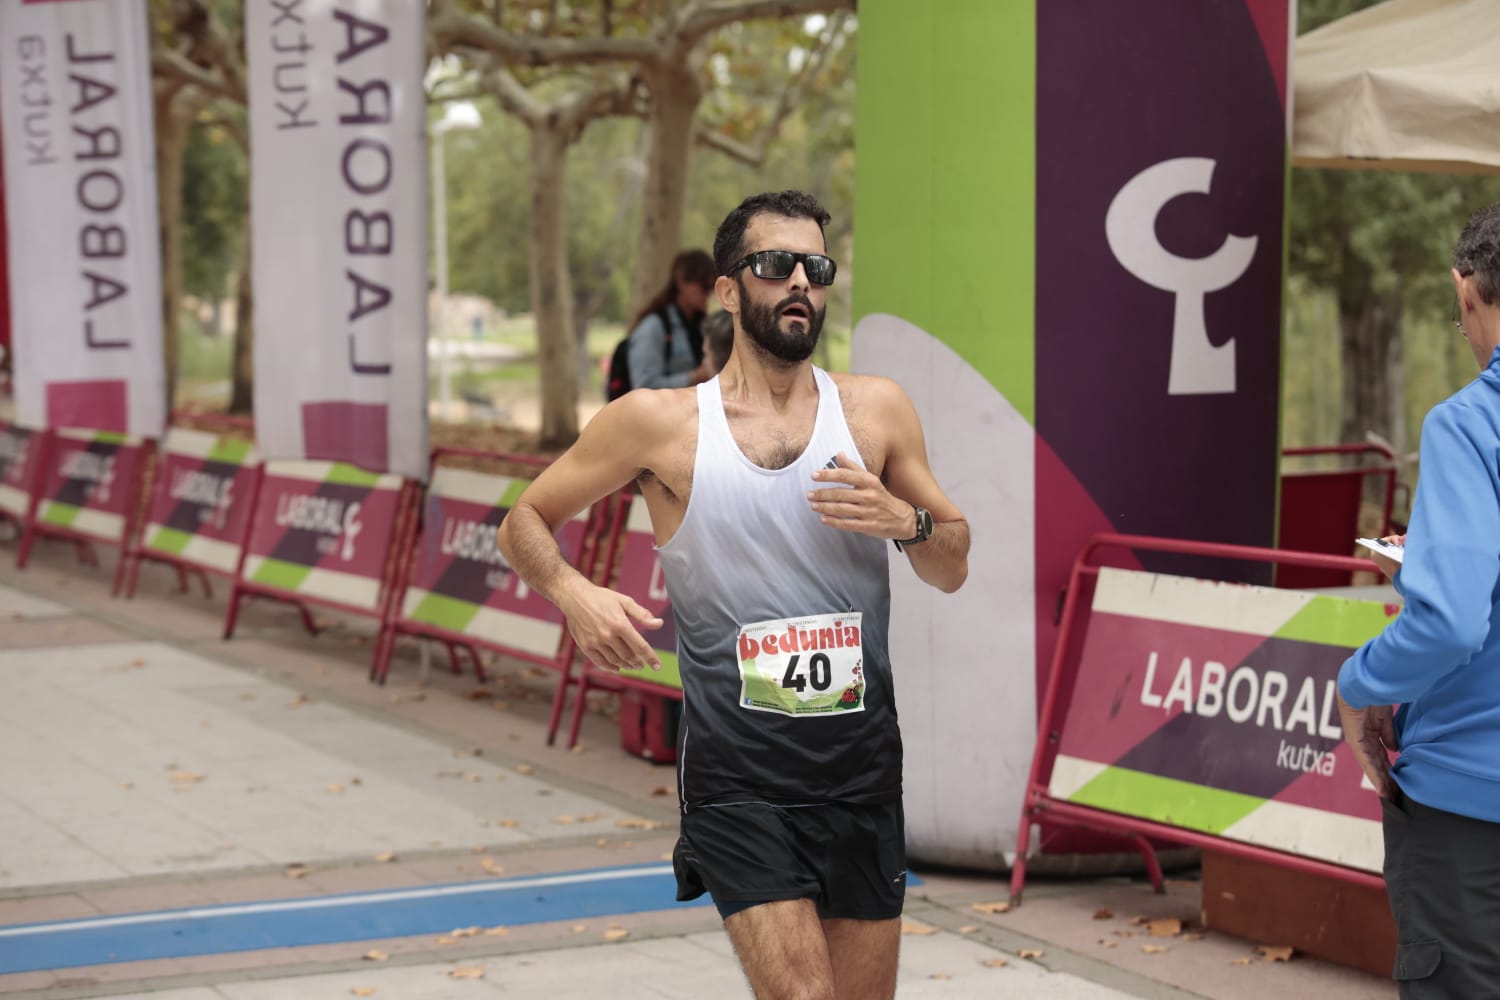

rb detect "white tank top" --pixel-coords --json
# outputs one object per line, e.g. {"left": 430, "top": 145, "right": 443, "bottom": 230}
{"left": 657, "top": 368, "right": 901, "bottom": 809}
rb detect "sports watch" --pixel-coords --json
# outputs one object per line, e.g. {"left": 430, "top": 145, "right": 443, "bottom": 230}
{"left": 893, "top": 504, "right": 934, "bottom": 552}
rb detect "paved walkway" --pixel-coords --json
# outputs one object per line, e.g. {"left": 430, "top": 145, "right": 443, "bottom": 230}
{"left": 0, "top": 540, "right": 1395, "bottom": 999}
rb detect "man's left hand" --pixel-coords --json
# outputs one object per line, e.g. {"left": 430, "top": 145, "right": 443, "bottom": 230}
{"left": 1337, "top": 693, "right": 1397, "bottom": 799}
{"left": 808, "top": 452, "right": 910, "bottom": 539}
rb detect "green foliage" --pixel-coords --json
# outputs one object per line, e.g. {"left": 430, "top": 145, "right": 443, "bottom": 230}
{"left": 180, "top": 118, "right": 247, "bottom": 300}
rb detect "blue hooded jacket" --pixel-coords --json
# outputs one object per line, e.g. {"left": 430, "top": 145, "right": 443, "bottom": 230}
{"left": 1339, "top": 346, "right": 1500, "bottom": 822}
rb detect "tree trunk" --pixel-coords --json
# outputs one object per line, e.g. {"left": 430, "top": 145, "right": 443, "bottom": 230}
{"left": 154, "top": 87, "right": 192, "bottom": 412}
{"left": 530, "top": 126, "right": 580, "bottom": 447}
{"left": 228, "top": 228, "right": 254, "bottom": 415}
{"left": 630, "top": 63, "right": 704, "bottom": 309}
{"left": 1336, "top": 252, "right": 1403, "bottom": 447}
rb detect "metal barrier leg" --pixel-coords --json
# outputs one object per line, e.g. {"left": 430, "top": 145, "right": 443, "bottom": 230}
{"left": 443, "top": 641, "right": 463, "bottom": 676}
{"left": 198, "top": 570, "right": 213, "bottom": 600}
{"left": 566, "top": 668, "right": 594, "bottom": 750}
{"left": 1009, "top": 804, "right": 1037, "bottom": 907}
{"left": 465, "top": 644, "right": 487, "bottom": 684}
{"left": 1130, "top": 834, "right": 1166, "bottom": 893}
{"left": 296, "top": 602, "right": 318, "bottom": 637}
{"left": 223, "top": 586, "right": 245, "bottom": 639}
{"left": 546, "top": 660, "right": 574, "bottom": 747}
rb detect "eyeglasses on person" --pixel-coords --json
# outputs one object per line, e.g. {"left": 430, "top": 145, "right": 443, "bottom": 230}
{"left": 730, "top": 250, "right": 837, "bottom": 287}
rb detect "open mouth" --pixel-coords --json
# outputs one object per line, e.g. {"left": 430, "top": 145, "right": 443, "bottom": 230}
{"left": 780, "top": 304, "right": 810, "bottom": 322}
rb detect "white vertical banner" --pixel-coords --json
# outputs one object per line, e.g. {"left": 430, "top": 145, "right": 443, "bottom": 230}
{"left": 0, "top": 0, "right": 165, "bottom": 438}
{"left": 247, "top": 0, "right": 428, "bottom": 481}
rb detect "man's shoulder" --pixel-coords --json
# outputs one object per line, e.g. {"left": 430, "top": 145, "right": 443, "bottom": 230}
{"left": 826, "top": 370, "right": 908, "bottom": 406}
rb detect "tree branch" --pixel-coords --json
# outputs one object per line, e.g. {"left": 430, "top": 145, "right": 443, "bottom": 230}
{"left": 674, "top": 0, "right": 856, "bottom": 50}
{"left": 430, "top": 6, "right": 660, "bottom": 67}
{"left": 152, "top": 50, "right": 242, "bottom": 104}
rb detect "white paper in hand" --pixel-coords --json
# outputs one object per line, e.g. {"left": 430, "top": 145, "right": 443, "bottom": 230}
{"left": 1356, "top": 537, "right": 1404, "bottom": 564}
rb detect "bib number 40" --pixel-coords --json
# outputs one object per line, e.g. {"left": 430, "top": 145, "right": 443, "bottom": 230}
{"left": 781, "top": 652, "right": 832, "bottom": 693}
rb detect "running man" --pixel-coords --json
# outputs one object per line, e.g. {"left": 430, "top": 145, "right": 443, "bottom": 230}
{"left": 497, "top": 190, "right": 969, "bottom": 1000}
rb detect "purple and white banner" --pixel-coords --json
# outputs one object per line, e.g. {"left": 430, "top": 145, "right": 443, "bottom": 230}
{"left": 0, "top": 0, "right": 165, "bottom": 438}
{"left": 247, "top": 0, "right": 428, "bottom": 480}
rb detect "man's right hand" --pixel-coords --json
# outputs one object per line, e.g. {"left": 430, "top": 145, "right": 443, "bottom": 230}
{"left": 1369, "top": 533, "right": 1406, "bottom": 580}
{"left": 560, "top": 580, "right": 665, "bottom": 672}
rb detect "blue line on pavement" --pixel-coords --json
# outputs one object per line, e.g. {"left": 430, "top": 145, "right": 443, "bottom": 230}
{"left": 0, "top": 863, "right": 925, "bottom": 974}
{"left": 0, "top": 864, "right": 705, "bottom": 974}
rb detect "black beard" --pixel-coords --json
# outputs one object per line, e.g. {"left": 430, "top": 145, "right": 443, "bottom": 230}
{"left": 737, "top": 279, "right": 825, "bottom": 364}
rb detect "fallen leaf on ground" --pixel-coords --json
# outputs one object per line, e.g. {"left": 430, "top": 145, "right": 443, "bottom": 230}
{"left": 324, "top": 783, "right": 345, "bottom": 795}
{"left": 497, "top": 819, "right": 519, "bottom": 828}
{"left": 1099, "top": 940, "right": 1118, "bottom": 949}
{"left": 929, "top": 973, "right": 951, "bottom": 981}
{"left": 1258, "top": 945, "right": 1295, "bottom": 962}
{"left": 464, "top": 689, "right": 494, "bottom": 701}
{"left": 1142, "top": 944, "right": 1169, "bottom": 954}
{"left": 465, "top": 774, "right": 483, "bottom": 783}
{"left": 350, "top": 988, "right": 376, "bottom": 997}
{"left": 1129, "top": 915, "right": 1151, "bottom": 926}
{"left": 451, "top": 927, "right": 481, "bottom": 938}
{"left": 1230, "top": 957, "right": 1253, "bottom": 966}
{"left": 958, "top": 925, "right": 979, "bottom": 934}
{"left": 552, "top": 815, "right": 577, "bottom": 825}
{"left": 603, "top": 928, "right": 630, "bottom": 942}
{"left": 1018, "top": 949, "right": 1044, "bottom": 960}
{"left": 615, "top": 818, "right": 664, "bottom": 830}
{"left": 168, "top": 771, "right": 205, "bottom": 784}
{"left": 1147, "top": 918, "right": 1182, "bottom": 938}
{"left": 436, "top": 936, "right": 457, "bottom": 945}
{"left": 570, "top": 744, "right": 587, "bottom": 754}
{"left": 374, "top": 852, "right": 396, "bottom": 863}
{"left": 650, "top": 787, "right": 669, "bottom": 797}
{"left": 483, "top": 926, "right": 509, "bottom": 937}
{"left": 981, "top": 958, "right": 1008, "bottom": 969}
{"left": 1182, "top": 932, "right": 1205, "bottom": 941}
{"left": 362, "top": 949, "right": 388, "bottom": 962}
{"left": 287, "top": 694, "right": 310, "bottom": 708}
{"left": 970, "top": 901, "right": 1011, "bottom": 915}
{"left": 571, "top": 924, "right": 588, "bottom": 933}
{"left": 130, "top": 657, "right": 147, "bottom": 667}
{"left": 447, "top": 966, "right": 484, "bottom": 980}
{"left": 1092, "top": 908, "right": 1114, "bottom": 920}
{"left": 537, "top": 789, "right": 553, "bottom": 796}
{"left": 1112, "top": 930, "right": 1134, "bottom": 938}
{"left": 479, "top": 858, "right": 505, "bottom": 876}
{"left": 900, "top": 919, "right": 939, "bottom": 936}
{"left": 284, "top": 865, "right": 310, "bottom": 879}
{"left": 514, "top": 764, "right": 534, "bottom": 775}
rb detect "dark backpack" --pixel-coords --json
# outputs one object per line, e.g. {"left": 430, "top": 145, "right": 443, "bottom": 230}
{"left": 605, "top": 306, "right": 673, "bottom": 402}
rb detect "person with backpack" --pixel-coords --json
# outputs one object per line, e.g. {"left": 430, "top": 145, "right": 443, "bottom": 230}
{"left": 606, "top": 249, "right": 717, "bottom": 400}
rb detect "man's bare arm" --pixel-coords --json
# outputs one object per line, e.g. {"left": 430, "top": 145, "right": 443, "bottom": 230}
{"left": 495, "top": 392, "right": 674, "bottom": 670}
{"left": 902, "top": 518, "right": 969, "bottom": 593}
{"left": 809, "top": 378, "right": 969, "bottom": 593}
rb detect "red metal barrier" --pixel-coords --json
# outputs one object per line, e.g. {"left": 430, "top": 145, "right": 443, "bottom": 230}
{"left": 223, "top": 460, "right": 418, "bottom": 642}
{"left": 1277, "top": 443, "right": 1397, "bottom": 589}
{"left": 16, "top": 429, "right": 153, "bottom": 595}
{"left": 1010, "top": 532, "right": 1387, "bottom": 907}
{"left": 369, "top": 448, "right": 621, "bottom": 689}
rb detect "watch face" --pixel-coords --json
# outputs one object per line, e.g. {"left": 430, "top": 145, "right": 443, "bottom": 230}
{"left": 917, "top": 506, "right": 933, "bottom": 539}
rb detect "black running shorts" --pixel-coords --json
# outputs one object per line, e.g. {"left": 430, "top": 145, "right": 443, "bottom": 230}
{"left": 672, "top": 799, "right": 906, "bottom": 921}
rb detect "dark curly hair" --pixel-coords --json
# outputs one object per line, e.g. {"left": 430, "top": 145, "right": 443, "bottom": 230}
{"left": 712, "top": 190, "right": 831, "bottom": 277}
{"left": 1454, "top": 202, "right": 1500, "bottom": 306}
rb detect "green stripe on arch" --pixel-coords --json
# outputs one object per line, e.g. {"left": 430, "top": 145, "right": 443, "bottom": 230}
{"left": 1066, "top": 766, "right": 1264, "bottom": 835}
{"left": 1272, "top": 595, "right": 1397, "bottom": 649}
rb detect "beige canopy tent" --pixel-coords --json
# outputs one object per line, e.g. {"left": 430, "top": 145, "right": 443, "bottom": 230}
{"left": 1294, "top": 0, "right": 1500, "bottom": 173}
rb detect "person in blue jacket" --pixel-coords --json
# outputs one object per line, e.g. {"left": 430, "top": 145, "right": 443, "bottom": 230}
{"left": 626, "top": 249, "right": 717, "bottom": 390}
{"left": 1339, "top": 202, "right": 1500, "bottom": 998}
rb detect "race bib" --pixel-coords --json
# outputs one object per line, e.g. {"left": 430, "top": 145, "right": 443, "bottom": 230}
{"left": 736, "top": 612, "right": 865, "bottom": 717}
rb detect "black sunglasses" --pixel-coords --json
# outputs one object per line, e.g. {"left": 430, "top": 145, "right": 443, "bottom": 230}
{"left": 730, "top": 250, "right": 837, "bottom": 287}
